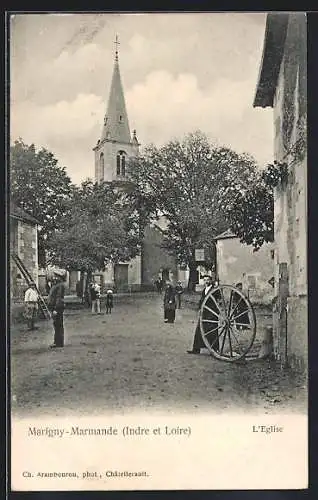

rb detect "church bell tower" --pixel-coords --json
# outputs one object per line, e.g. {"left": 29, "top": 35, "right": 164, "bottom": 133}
{"left": 93, "top": 36, "right": 140, "bottom": 184}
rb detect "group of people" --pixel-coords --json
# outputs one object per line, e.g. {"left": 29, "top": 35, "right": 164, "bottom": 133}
{"left": 154, "top": 277, "right": 163, "bottom": 294}
{"left": 161, "top": 275, "right": 220, "bottom": 354}
{"left": 24, "top": 272, "right": 115, "bottom": 349}
{"left": 89, "top": 282, "right": 114, "bottom": 315}
{"left": 24, "top": 269, "right": 67, "bottom": 348}
{"left": 24, "top": 272, "right": 249, "bottom": 355}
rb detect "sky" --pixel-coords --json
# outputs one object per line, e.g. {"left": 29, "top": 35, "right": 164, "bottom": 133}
{"left": 10, "top": 12, "right": 274, "bottom": 185}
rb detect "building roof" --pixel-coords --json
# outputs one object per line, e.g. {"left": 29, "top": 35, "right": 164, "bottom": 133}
{"left": 214, "top": 229, "right": 237, "bottom": 241}
{"left": 253, "top": 13, "right": 289, "bottom": 108}
{"left": 10, "top": 202, "right": 40, "bottom": 225}
{"left": 101, "top": 46, "right": 131, "bottom": 144}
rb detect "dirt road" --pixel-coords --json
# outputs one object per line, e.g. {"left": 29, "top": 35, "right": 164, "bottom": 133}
{"left": 11, "top": 294, "right": 306, "bottom": 417}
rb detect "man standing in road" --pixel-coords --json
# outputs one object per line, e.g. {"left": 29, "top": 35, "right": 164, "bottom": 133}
{"left": 48, "top": 269, "right": 66, "bottom": 348}
{"left": 187, "top": 275, "right": 219, "bottom": 354}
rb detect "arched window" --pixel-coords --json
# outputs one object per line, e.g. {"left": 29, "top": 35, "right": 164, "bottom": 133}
{"left": 116, "top": 154, "right": 121, "bottom": 176}
{"left": 100, "top": 152, "right": 104, "bottom": 180}
{"left": 116, "top": 151, "right": 126, "bottom": 177}
{"left": 122, "top": 154, "right": 126, "bottom": 176}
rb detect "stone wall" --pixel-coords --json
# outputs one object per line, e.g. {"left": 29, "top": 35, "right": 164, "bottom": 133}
{"left": 286, "top": 295, "right": 308, "bottom": 372}
{"left": 216, "top": 237, "right": 274, "bottom": 304}
{"left": 142, "top": 225, "right": 177, "bottom": 286}
{"left": 10, "top": 218, "right": 38, "bottom": 300}
{"left": 272, "top": 13, "right": 307, "bottom": 371}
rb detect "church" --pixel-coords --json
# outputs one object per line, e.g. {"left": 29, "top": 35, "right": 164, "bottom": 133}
{"left": 91, "top": 38, "right": 181, "bottom": 292}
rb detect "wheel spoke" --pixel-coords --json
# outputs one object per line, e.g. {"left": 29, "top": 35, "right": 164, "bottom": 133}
{"left": 228, "top": 326, "right": 233, "bottom": 357}
{"left": 219, "top": 325, "right": 227, "bottom": 355}
{"left": 233, "top": 322, "right": 252, "bottom": 329}
{"left": 210, "top": 325, "right": 226, "bottom": 348}
{"left": 202, "top": 325, "right": 220, "bottom": 336}
{"left": 228, "top": 326, "right": 244, "bottom": 355}
{"left": 229, "top": 295, "right": 244, "bottom": 319}
{"left": 202, "top": 319, "right": 219, "bottom": 324}
{"left": 207, "top": 293, "right": 221, "bottom": 313}
{"left": 227, "top": 289, "right": 233, "bottom": 317}
{"left": 231, "top": 309, "right": 251, "bottom": 322}
{"left": 203, "top": 305, "right": 219, "bottom": 319}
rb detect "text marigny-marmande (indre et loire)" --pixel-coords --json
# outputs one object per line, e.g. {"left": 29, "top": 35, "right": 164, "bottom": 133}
{"left": 27, "top": 425, "right": 192, "bottom": 438}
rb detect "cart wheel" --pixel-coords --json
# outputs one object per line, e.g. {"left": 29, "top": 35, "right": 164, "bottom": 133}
{"left": 199, "top": 284, "right": 256, "bottom": 362}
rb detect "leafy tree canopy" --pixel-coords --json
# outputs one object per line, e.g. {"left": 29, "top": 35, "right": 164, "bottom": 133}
{"left": 47, "top": 180, "right": 141, "bottom": 273}
{"left": 222, "top": 179, "right": 274, "bottom": 251}
{"left": 127, "top": 131, "right": 272, "bottom": 289}
{"left": 10, "top": 139, "right": 73, "bottom": 266}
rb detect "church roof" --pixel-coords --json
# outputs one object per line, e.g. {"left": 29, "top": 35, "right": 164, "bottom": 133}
{"left": 101, "top": 45, "right": 131, "bottom": 144}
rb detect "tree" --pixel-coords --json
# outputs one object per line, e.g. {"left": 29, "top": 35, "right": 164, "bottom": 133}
{"left": 10, "top": 139, "right": 73, "bottom": 267}
{"left": 47, "top": 180, "right": 141, "bottom": 276}
{"left": 127, "top": 131, "right": 260, "bottom": 290}
{"left": 222, "top": 178, "right": 274, "bottom": 251}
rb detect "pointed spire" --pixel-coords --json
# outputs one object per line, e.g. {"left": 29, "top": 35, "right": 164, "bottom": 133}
{"left": 132, "top": 129, "right": 139, "bottom": 146}
{"left": 114, "top": 34, "right": 120, "bottom": 62}
{"left": 101, "top": 36, "right": 131, "bottom": 143}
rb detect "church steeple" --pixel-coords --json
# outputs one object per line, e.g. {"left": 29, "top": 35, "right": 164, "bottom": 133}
{"left": 101, "top": 35, "right": 131, "bottom": 144}
{"left": 93, "top": 36, "right": 139, "bottom": 183}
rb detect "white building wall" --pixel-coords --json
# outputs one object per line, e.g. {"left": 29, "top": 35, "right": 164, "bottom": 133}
{"left": 128, "top": 255, "right": 141, "bottom": 287}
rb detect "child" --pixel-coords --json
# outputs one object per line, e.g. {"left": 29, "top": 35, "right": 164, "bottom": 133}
{"left": 105, "top": 289, "right": 113, "bottom": 314}
{"left": 175, "top": 281, "right": 184, "bottom": 309}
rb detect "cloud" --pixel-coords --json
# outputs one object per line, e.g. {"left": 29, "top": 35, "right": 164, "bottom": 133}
{"left": 10, "top": 13, "right": 273, "bottom": 183}
{"left": 11, "top": 93, "right": 103, "bottom": 140}
{"left": 11, "top": 13, "right": 267, "bottom": 107}
{"left": 11, "top": 93, "right": 104, "bottom": 183}
{"left": 11, "top": 42, "right": 112, "bottom": 106}
{"left": 11, "top": 66, "right": 274, "bottom": 185}
{"left": 126, "top": 70, "right": 274, "bottom": 166}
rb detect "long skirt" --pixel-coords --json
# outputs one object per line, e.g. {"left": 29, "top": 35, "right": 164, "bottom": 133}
{"left": 24, "top": 302, "right": 38, "bottom": 320}
{"left": 164, "top": 307, "right": 176, "bottom": 323}
{"left": 53, "top": 311, "right": 64, "bottom": 347}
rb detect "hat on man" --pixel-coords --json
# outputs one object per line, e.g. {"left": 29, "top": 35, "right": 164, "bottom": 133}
{"left": 106, "top": 289, "right": 113, "bottom": 294}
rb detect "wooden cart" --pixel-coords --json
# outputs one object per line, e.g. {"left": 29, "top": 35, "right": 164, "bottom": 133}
{"left": 199, "top": 284, "right": 256, "bottom": 362}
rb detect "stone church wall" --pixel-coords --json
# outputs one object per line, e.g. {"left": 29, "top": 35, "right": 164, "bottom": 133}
{"left": 142, "top": 225, "right": 177, "bottom": 288}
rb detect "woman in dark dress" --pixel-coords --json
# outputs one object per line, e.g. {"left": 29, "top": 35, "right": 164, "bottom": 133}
{"left": 163, "top": 282, "right": 177, "bottom": 323}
